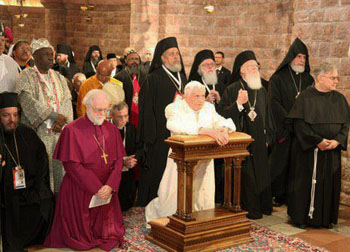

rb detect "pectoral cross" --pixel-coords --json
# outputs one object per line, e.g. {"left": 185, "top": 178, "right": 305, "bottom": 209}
{"left": 101, "top": 152, "right": 108, "bottom": 165}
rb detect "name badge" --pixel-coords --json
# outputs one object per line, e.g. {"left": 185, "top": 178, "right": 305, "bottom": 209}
{"left": 13, "top": 166, "right": 26, "bottom": 190}
{"left": 173, "top": 92, "right": 183, "bottom": 103}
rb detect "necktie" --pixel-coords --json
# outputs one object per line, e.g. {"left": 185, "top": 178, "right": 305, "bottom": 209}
{"left": 130, "top": 74, "right": 140, "bottom": 129}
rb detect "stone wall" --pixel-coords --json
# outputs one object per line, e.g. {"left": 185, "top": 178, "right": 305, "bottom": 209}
{"left": 1, "top": 0, "right": 350, "bottom": 204}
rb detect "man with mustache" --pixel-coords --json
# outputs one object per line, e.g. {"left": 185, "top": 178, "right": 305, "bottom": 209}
{"left": 45, "top": 89, "right": 125, "bottom": 250}
{"left": 137, "top": 37, "right": 187, "bottom": 206}
{"left": 268, "top": 38, "right": 314, "bottom": 207}
{"left": 115, "top": 49, "right": 147, "bottom": 129}
{"left": 0, "top": 92, "right": 54, "bottom": 252}
{"left": 16, "top": 38, "right": 73, "bottom": 194}
{"left": 82, "top": 45, "right": 103, "bottom": 78}
{"left": 218, "top": 50, "right": 272, "bottom": 219}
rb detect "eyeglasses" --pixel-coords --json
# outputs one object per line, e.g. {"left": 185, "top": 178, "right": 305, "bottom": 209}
{"left": 93, "top": 107, "right": 110, "bottom": 113}
{"left": 322, "top": 75, "right": 340, "bottom": 81}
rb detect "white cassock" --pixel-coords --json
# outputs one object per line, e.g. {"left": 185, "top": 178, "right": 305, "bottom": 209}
{"left": 145, "top": 99, "right": 236, "bottom": 223}
{"left": 0, "top": 54, "right": 19, "bottom": 93}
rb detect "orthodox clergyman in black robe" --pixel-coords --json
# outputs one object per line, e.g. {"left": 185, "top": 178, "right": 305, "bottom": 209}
{"left": 82, "top": 45, "right": 103, "bottom": 78}
{"left": 137, "top": 37, "right": 187, "bottom": 206}
{"left": 286, "top": 64, "right": 350, "bottom": 229}
{"left": 268, "top": 38, "right": 314, "bottom": 206}
{"left": 0, "top": 92, "right": 54, "bottom": 251}
{"left": 218, "top": 50, "right": 272, "bottom": 219}
{"left": 188, "top": 49, "right": 225, "bottom": 203}
{"left": 53, "top": 44, "right": 80, "bottom": 82}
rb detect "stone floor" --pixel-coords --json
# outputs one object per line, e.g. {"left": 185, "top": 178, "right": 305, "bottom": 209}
{"left": 26, "top": 205, "right": 350, "bottom": 251}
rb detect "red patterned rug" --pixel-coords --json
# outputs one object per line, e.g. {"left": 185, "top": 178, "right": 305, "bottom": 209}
{"left": 119, "top": 207, "right": 328, "bottom": 252}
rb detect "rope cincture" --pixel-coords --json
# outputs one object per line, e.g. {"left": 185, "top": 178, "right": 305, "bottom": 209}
{"left": 308, "top": 148, "right": 319, "bottom": 219}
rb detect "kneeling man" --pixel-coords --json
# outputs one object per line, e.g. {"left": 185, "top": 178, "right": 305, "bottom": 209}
{"left": 145, "top": 81, "right": 235, "bottom": 223}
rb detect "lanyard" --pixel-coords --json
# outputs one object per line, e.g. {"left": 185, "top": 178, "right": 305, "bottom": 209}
{"left": 4, "top": 132, "right": 21, "bottom": 167}
{"left": 91, "top": 61, "right": 96, "bottom": 73}
{"left": 162, "top": 65, "right": 182, "bottom": 90}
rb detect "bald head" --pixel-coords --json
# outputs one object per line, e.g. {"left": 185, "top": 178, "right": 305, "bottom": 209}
{"left": 96, "top": 60, "right": 112, "bottom": 83}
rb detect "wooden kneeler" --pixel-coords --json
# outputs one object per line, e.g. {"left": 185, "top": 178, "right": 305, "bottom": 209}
{"left": 146, "top": 132, "right": 254, "bottom": 252}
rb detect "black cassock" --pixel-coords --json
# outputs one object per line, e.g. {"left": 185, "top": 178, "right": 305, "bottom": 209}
{"left": 286, "top": 87, "right": 350, "bottom": 227}
{"left": 218, "top": 79, "right": 272, "bottom": 219}
{"left": 268, "top": 67, "right": 314, "bottom": 202}
{"left": 118, "top": 123, "right": 137, "bottom": 211}
{"left": 1, "top": 124, "right": 54, "bottom": 251}
{"left": 137, "top": 67, "right": 186, "bottom": 206}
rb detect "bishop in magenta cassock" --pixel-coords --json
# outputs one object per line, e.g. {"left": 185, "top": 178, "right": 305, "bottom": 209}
{"left": 44, "top": 89, "right": 125, "bottom": 251}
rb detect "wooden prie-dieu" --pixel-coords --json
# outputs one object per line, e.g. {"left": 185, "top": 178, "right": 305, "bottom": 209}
{"left": 146, "top": 132, "right": 254, "bottom": 252}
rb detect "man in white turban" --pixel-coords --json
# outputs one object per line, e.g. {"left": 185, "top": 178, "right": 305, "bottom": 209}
{"left": 16, "top": 38, "right": 73, "bottom": 193}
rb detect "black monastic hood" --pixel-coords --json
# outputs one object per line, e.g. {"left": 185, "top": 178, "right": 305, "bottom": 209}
{"left": 188, "top": 49, "right": 215, "bottom": 82}
{"left": 231, "top": 50, "right": 257, "bottom": 83}
{"left": 274, "top": 38, "right": 311, "bottom": 74}
{"left": 149, "top": 37, "right": 186, "bottom": 76}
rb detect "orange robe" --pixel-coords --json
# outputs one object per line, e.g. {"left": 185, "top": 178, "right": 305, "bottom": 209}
{"left": 77, "top": 75, "right": 123, "bottom": 117}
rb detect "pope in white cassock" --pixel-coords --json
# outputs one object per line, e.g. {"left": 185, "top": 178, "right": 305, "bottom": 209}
{"left": 145, "top": 81, "right": 236, "bottom": 224}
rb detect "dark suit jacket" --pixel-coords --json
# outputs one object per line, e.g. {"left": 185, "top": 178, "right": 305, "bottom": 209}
{"left": 118, "top": 122, "right": 137, "bottom": 211}
{"left": 216, "top": 66, "right": 232, "bottom": 89}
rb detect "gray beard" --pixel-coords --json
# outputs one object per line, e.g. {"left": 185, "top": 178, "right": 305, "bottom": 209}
{"left": 199, "top": 70, "right": 217, "bottom": 85}
{"left": 244, "top": 74, "right": 262, "bottom": 90}
{"left": 290, "top": 63, "right": 305, "bottom": 73}
{"left": 127, "top": 65, "right": 140, "bottom": 75}
{"left": 165, "top": 62, "right": 182, "bottom": 72}
{"left": 87, "top": 110, "right": 104, "bottom": 125}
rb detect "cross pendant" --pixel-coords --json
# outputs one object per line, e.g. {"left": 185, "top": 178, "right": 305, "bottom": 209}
{"left": 101, "top": 152, "right": 108, "bottom": 165}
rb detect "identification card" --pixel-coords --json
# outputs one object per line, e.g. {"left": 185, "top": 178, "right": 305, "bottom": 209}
{"left": 173, "top": 92, "right": 183, "bottom": 103}
{"left": 13, "top": 166, "right": 26, "bottom": 189}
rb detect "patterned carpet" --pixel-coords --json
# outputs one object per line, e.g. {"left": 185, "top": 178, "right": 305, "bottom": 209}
{"left": 119, "top": 207, "right": 328, "bottom": 252}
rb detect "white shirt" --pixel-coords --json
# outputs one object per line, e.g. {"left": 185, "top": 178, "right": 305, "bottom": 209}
{"left": 0, "top": 54, "right": 19, "bottom": 92}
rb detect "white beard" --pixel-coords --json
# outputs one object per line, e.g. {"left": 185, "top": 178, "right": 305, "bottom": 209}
{"left": 244, "top": 73, "right": 262, "bottom": 90}
{"left": 165, "top": 62, "right": 182, "bottom": 72}
{"left": 87, "top": 110, "right": 104, "bottom": 125}
{"left": 199, "top": 70, "right": 218, "bottom": 85}
{"left": 290, "top": 63, "right": 305, "bottom": 73}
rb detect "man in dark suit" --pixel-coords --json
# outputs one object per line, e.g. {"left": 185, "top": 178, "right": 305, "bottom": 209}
{"left": 215, "top": 51, "right": 232, "bottom": 90}
{"left": 111, "top": 102, "right": 138, "bottom": 211}
{"left": 115, "top": 49, "right": 147, "bottom": 129}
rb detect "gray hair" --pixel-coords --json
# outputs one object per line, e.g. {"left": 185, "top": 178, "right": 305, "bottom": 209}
{"left": 82, "top": 89, "right": 110, "bottom": 107}
{"left": 184, "top": 81, "right": 205, "bottom": 96}
{"left": 313, "top": 62, "right": 337, "bottom": 79}
{"left": 73, "top": 72, "right": 86, "bottom": 81}
{"left": 111, "top": 101, "right": 128, "bottom": 115}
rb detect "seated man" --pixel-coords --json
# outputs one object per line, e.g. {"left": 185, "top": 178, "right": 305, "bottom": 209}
{"left": 0, "top": 92, "right": 54, "bottom": 252}
{"left": 44, "top": 89, "right": 125, "bottom": 251}
{"left": 145, "top": 81, "right": 235, "bottom": 223}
